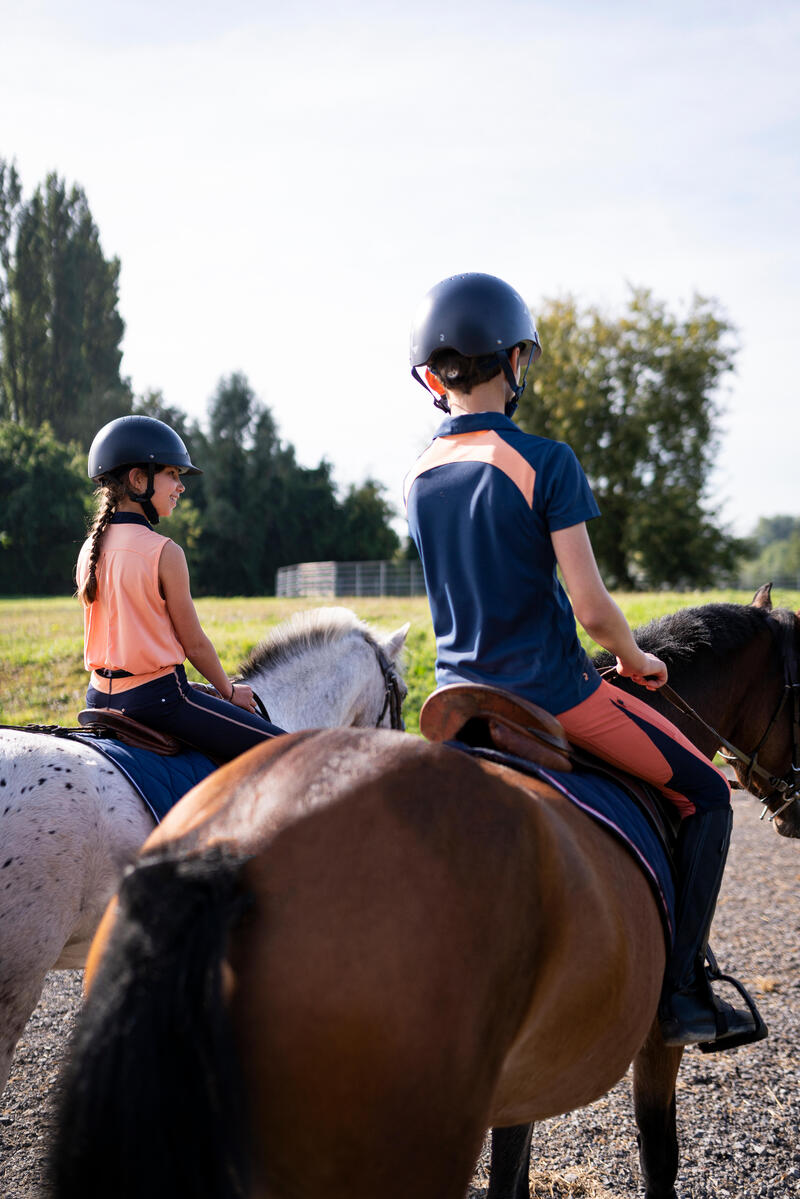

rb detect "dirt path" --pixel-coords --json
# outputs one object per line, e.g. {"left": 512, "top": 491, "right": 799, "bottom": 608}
{"left": 1, "top": 793, "right": 798, "bottom": 1198}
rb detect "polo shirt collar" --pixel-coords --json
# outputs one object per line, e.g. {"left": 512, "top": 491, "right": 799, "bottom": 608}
{"left": 435, "top": 411, "right": 517, "bottom": 438}
{"left": 110, "top": 512, "right": 152, "bottom": 527}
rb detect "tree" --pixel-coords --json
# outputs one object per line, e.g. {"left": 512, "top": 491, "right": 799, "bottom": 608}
{"left": 189, "top": 373, "right": 344, "bottom": 595}
{"left": 737, "top": 515, "right": 800, "bottom": 587}
{"left": 337, "top": 480, "right": 400, "bottom": 561}
{"left": 0, "top": 162, "right": 132, "bottom": 448}
{"left": 0, "top": 421, "right": 90, "bottom": 595}
{"left": 516, "top": 289, "right": 743, "bottom": 588}
{"left": 189, "top": 373, "right": 401, "bottom": 595}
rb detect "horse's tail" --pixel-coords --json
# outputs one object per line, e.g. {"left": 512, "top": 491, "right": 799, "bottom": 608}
{"left": 49, "top": 846, "right": 253, "bottom": 1199}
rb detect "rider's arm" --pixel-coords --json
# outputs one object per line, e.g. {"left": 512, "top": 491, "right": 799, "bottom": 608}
{"left": 551, "top": 522, "right": 667, "bottom": 689}
{"left": 158, "top": 541, "right": 254, "bottom": 707}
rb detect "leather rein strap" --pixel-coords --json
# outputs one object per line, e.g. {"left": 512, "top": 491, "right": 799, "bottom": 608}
{"left": 372, "top": 641, "right": 405, "bottom": 730}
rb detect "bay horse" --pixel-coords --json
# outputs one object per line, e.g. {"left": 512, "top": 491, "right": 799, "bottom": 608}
{"left": 0, "top": 606, "right": 407, "bottom": 1097}
{"left": 50, "top": 588, "right": 799, "bottom": 1199}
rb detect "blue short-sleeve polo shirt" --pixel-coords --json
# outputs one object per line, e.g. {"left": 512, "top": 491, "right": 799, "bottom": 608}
{"left": 404, "top": 411, "right": 602, "bottom": 714}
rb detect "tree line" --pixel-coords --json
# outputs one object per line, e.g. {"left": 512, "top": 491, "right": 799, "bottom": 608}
{"left": 0, "top": 161, "right": 399, "bottom": 597}
{"left": 0, "top": 373, "right": 399, "bottom": 596}
{"left": 1, "top": 158, "right": 782, "bottom": 597}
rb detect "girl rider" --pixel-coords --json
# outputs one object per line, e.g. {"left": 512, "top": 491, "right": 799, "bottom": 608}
{"left": 405, "top": 272, "right": 760, "bottom": 1052}
{"left": 76, "top": 415, "right": 285, "bottom": 760}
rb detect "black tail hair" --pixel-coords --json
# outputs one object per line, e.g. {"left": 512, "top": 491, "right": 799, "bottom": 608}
{"left": 49, "top": 846, "right": 253, "bottom": 1199}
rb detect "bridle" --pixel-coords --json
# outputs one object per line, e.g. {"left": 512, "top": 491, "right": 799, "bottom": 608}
{"left": 371, "top": 640, "right": 405, "bottom": 730}
{"left": 719, "top": 608, "right": 800, "bottom": 820}
{"left": 611, "top": 608, "right": 800, "bottom": 823}
{"left": 250, "top": 637, "right": 405, "bottom": 732}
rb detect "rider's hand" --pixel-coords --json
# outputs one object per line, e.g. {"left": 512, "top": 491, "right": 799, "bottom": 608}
{"left": 228, "top": 681, "right": 258, "bottom": 713}
{"left": 615, "top": 652, "right": 668, "bottom": 691}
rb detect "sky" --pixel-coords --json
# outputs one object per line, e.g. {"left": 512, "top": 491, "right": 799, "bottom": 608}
{"left": 3, "top": 0, "right": 798, "bottom": 538}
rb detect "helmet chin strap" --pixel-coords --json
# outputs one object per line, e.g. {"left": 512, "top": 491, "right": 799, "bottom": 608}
{"left": 412, "top": 366, "right": 451, "bottom": 413}
{"left": 127, "top": 463, "right": 160, "bottom": 525}
{"left": 499, "top": 347, "right": 534, "bottom": 418}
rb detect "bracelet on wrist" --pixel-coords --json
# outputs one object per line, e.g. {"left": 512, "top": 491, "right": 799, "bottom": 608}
{"left": 228, "top": 682, "right": 235, "bottom": 701}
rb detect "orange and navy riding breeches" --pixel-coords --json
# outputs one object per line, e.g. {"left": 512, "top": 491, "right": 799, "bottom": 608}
{"left": 556, "top": 679, "right": 730, "bottom": 819}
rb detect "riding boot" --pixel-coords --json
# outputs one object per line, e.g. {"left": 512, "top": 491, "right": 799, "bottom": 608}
{"left": 659, "top": 808, "right": 763, "bottom": 1050}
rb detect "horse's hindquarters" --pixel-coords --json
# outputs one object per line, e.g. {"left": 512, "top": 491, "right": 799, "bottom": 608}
{"left": 490, "top": 796, "right": 666, "bottom": 1124}
{"left": 219, "top": 737, "right": 547, "bottom": 1198}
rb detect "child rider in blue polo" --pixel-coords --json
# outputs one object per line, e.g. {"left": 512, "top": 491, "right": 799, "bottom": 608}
{"left": 404, "top": 272, "right": 761, "bottom": 1052}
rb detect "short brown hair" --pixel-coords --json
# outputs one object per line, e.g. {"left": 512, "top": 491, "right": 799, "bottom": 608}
{"left": 427, "top": 348, "right": 503, "bottom": 395}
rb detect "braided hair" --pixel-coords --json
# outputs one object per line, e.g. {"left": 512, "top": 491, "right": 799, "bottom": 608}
{"left": 76, "top": 473, "right": 128, "bottom": 606}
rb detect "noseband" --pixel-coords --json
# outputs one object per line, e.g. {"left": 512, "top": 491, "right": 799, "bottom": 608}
{"left": 657, "top": 609, "right": 800, "bottom": 822}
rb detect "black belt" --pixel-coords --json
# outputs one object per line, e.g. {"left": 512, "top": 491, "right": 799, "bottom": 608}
{"left": 94, "top": 668, "right": 133, "bottom": 679}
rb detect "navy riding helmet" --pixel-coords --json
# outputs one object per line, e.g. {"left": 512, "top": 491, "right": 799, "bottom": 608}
{"left": 88, "top": 415, "right": 201, "bottom": 524}
{"left": 409, "top": 272, "right": 542, "bottom": 416}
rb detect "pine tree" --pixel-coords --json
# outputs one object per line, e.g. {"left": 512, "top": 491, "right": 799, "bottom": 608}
{"left": 0, "top": 162, "right": 132, "bottom": 446}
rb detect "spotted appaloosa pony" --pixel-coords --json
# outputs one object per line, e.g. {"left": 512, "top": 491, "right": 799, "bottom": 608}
{"left": 50, "top": 589, "right": 799, "bottom": 1199}
{"left": 0, "top": 607, "right": 407, "bottom": 1097}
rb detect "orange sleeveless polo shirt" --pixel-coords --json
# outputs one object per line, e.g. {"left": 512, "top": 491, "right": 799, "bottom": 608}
{"left": 76, "top": 521, "right": 185, "bottom": 693}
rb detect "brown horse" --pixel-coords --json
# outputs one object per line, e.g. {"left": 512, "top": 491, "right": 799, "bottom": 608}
{"left": 50, "top": 588, "right": 799, "bottom": 1199}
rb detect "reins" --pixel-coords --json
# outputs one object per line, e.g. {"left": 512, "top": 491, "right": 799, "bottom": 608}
{"left": 602, "top": 608, "right": 800, "bottom": 822}
{"left": 659, "top": 682, "right": 798, "bottom": 818}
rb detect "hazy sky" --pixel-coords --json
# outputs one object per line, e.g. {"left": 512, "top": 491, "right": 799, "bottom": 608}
{"left": 3, "top": 0, "right": 798, "bottom": 536}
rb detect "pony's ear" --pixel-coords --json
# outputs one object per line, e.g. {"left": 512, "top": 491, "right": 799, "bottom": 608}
{"left": 383, "top": 622, "right": 410, "bottom": 661}
{"left": 751, "top": 582, "right": 773, "bottom": 610}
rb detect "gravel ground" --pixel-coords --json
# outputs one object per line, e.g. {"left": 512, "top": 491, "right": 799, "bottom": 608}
{"left": 1, "top": 791, "right": 798, "bottom": 1199}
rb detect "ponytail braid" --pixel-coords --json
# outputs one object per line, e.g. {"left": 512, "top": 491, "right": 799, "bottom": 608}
{"left": 76, "top": 477, "right": 126, "bottom": 606}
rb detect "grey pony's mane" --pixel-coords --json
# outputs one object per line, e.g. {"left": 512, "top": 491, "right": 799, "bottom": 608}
{"left": 592, "top": 602, "right": 772, "bottom": 674}
{"left": 240, "top": 608, "right": 380, "bottom": 675}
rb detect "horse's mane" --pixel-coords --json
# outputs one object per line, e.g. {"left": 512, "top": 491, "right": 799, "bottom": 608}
{"left": 240, "top": 607, "right": 377, "bottom": 675}
{"left": 593, "top": 602, "right": 772, "bottom": 673}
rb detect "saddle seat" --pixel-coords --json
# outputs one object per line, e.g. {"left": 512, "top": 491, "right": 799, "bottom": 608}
{"left": 419, "top": 683, "right": 573, "bottom": 772}
{"left": 77, "top": 709, "right": 185, "bottom": 755}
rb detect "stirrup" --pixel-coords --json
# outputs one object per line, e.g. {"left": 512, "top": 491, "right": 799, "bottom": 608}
{"left": 697, "top": 946, "right": 768, "bottom": 1054}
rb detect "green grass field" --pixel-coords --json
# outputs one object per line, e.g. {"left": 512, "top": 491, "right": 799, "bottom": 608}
{"left": 1, "top": 588, "right": 797, "bottom": 735}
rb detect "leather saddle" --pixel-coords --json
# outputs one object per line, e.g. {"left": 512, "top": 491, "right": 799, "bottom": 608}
{"left": 77, "top": 709, "right": 186, "bottom": 756}
{"left": 420, "top": 683, "right": 573, "bottom": 772}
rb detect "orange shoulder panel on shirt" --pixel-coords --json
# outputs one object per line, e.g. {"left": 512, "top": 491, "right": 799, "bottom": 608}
{"left": 403, "top": 429, "right": 535, "bottom": 509}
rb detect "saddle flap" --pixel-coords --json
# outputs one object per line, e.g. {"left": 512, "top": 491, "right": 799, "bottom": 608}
{"left": 77, "top": 709, "right": 184, "bottom": 756}
{"left": 419, "top": 684, "right": 573, "bottom": 773}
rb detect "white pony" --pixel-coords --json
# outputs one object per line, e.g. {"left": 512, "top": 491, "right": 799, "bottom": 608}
{"left": 0, "top": 606, "right": 408, "bottom": 1095}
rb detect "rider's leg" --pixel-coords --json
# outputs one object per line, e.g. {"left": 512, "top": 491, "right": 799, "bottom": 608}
{"left": 557, "top": 680, "right": 759, "bottom": 1048}
{"left": 87, "top": 666, "right": 285, "bottom": 760}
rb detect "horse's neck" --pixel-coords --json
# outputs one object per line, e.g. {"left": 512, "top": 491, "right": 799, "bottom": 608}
{"left": 244, "top": 635, "right": 370, "bottom": 731}
{"left": 662, "top": 633, "right": 774, "bottom": 754}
